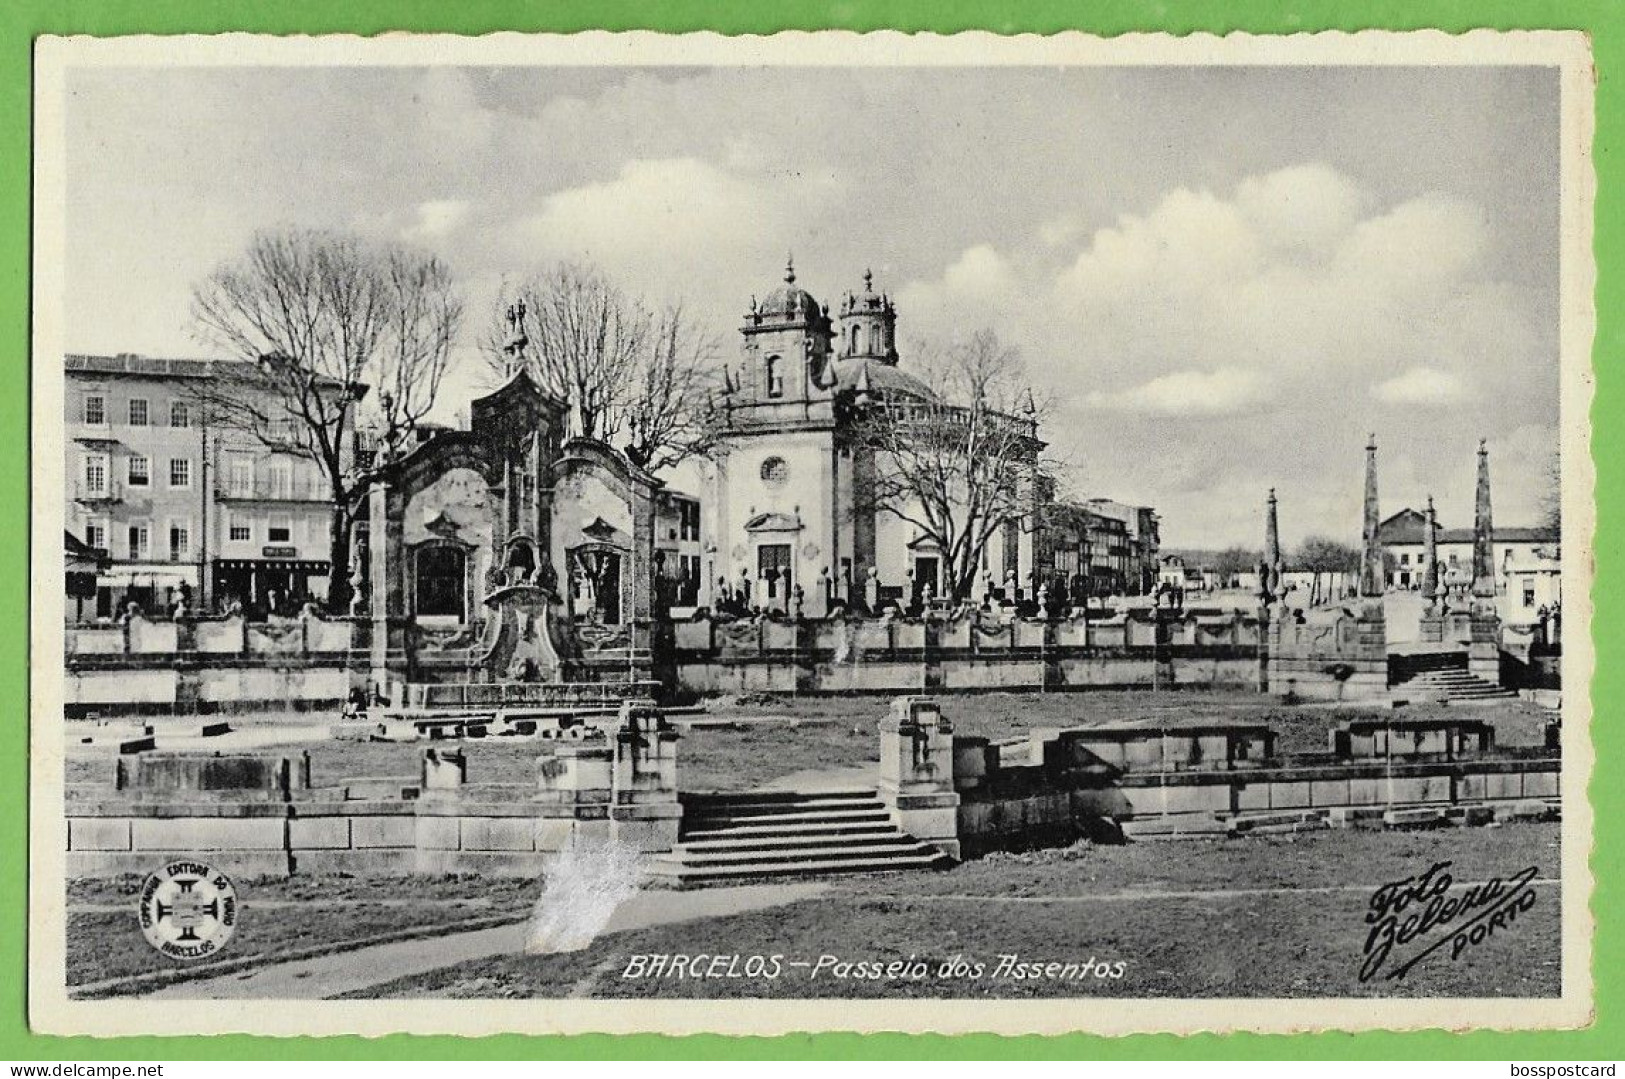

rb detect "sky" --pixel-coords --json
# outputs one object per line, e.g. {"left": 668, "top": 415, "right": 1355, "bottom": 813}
{"left": 59, "top": 63, "right": 1563, "bottom": 548}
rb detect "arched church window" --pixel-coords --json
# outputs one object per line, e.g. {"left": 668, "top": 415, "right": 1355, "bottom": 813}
{"left": 765, "top": 355, "right": 784, "bottom": 398}
{"left": 850, "top": 324, "right": 860, "bottom": 354}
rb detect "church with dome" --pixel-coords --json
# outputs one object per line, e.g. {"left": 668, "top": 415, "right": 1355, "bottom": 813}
{"left": 702, "top": 260, "right": 1044, "bottom": 613}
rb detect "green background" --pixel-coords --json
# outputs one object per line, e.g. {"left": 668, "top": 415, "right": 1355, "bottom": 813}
{"left": 2, "top": 0, "right": 1616, "bottom": 1061}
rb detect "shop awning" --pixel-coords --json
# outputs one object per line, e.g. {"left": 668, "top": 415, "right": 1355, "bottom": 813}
{"left": 97, "top": 565, "right": 197, "bottom": 587}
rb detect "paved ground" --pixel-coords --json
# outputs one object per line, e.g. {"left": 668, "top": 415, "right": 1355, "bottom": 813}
{"left": 142, "top": 881, "right": 826, "bottom": 1000}
{"left": 755, "top": 765, "right": 876, "bottom": 792}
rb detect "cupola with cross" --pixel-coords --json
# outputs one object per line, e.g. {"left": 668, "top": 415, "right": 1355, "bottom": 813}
{"left": 838, "top": 268, "right": 898, "bottom": 365}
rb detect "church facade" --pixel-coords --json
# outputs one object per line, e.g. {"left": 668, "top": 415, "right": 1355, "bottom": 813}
{"left": 704, "top": 262, "right": 1044, "bottom": 613}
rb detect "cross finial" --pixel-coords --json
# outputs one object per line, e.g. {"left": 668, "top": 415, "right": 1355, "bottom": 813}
{"left": 1479, "top": 437, "right": 1488, "bottom": 455}
{"left": 785, "top": 254, "right": 796, "bottom": 284}
{"left": 1367, "top": 432, "right": 1377, "bottom": 452}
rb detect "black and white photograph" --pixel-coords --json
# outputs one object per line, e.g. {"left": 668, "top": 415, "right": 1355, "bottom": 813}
{"left": 28, "top": 30, "right": 1595, "bottom": 1036}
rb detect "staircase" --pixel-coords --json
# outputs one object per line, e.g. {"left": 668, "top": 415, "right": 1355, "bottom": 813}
{"left": 1398, "top": 668, "right": 1517, "bottom": 703}
{"left": 646, "top": 789, "right": 955, "bottom": 886}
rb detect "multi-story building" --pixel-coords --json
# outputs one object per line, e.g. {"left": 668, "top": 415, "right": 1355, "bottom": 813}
{"left": 1083, "top": 498, "right": 1161, "bottom": 594}
{"left": 654, "top": 489, "right": 704, "bottom": 608}
{"left": 1376, "top": 507, "right": 1560, "bottom": 627}
{"left": 64, "top": 353, "right": 353, "bottom": 620}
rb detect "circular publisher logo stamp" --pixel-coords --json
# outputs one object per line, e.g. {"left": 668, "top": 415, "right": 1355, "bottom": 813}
{"left": 138, "top": 861, "right": 239, "bottom": 960}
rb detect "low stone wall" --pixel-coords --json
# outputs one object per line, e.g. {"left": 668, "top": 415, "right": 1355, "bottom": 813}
{"left": 1265, "top": 606, "right": 1389, "bottom": 701}
{"left": 66, "top": 703, "right": 682, "bottom": 879}
{"left": 868, "top": 697, "right": 1564, "bottom": 857}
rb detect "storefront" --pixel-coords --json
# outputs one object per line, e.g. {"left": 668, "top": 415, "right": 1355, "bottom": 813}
{"left": 212, "top": 554, "right": 331, "bottom": 617}
{"left": 90, "top": 564, "right": 200, "bottom": 621}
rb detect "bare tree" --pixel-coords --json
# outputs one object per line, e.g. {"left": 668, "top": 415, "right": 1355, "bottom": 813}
{"left": 1539, "top": 450, "right": 1562, "bottom": 537}
{"left": 1291, "top": 535, "right": 1361, "bottom": 606}
{"left": 850, "top": 329, "right": 1050, "bottom": 600}
{"left": 189, "top": 228, "right": 463, "bottom": 610}
{"left": 617, "top": 304, "right": 725, "bottom": 472}
{"left": 489, "top": 265, "right": 722, "bottom": 473}
{"left": 489, "top": 263, "right": 645, "bottom": 445}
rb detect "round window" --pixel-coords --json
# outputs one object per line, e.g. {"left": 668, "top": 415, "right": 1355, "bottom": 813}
{"left": 760, "top": 456, "right": 789, "bottom": 487}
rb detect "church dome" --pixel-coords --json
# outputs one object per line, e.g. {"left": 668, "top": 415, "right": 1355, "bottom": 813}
{"left": 833, "top": 356, "right": 936, "bottom": 401}
{"left": 752, "top": 257, "right": 824, "bottom": 322}
{"left": 841, "top": 268, "right": 892, "bottom": 317}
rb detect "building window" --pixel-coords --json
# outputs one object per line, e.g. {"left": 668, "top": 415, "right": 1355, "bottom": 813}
{"left": 1399, "top": 552, "right": 1410, "bottom": 565}
{"left": 228, "top": 455, "right": 254, "bottom": 498}
{"left": 760, "top": 456, "right": 789, "bottom": 488}
{"left": 127, "top": 523, "right": 150, "bottom": 560}
{"left": 228, "top": 516, "right": 252, "bottom": 543}
{"left": 268, "top": 516, "right": 291, "bottom": 544}
{"left": 84, "top": 520, "right": 107, "bottom": 552}
{"left": 679, "top": 500, "right": 700, "bottom": 542}
{"left": 168, "top": 458, "right": 192, "bottom": 488}
{"left": 82, "top": 453, "right": 109, "bottom": 496}
{"left": 82, "top": 394, "right": 105, "bottom": 425}
{"left": 1523, "top": 584, "right": 1537, "bottom": 608}
{"left": 169, "top": 400, "right": 191, "bottom": 428}
{"left": 127, "top": 455, "right": 150, "bottom": 487}
{"left": 128, "top": 398, "right": 149, "bottom": 426}
{"left": 765, "top": 355, "right": 784, "bottom": 398}
{"left": 268, "top": 460, "right": 293, "bottom": 499}
{"left": 169, "top": 521, "right": 191, "bottom": 561}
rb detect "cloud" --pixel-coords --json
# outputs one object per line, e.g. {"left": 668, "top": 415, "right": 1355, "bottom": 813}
{"left": 1086, "top": 368, "right": 1265, "bottom": 417}
{"left": 1372, "top": 366, "right": 1469, "bottom": 406}
{"left": 403, "top": 200, "right": 470, "bottom": 241}
{"left": 898, "top": 161, "right": 1553, "bottom": 543}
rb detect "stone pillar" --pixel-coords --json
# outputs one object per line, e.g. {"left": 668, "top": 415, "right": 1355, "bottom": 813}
{"left": 367, "top": 479, "right": 405, "bottom": 698}
{"left": 420, "top": 747, "right": 467, "bottom": 794}
{"left": 1468, "top": 439, "right": 1502, "bottom": 682}
{"left": 877, "top": 696, "right": 961, "bottom": 859}
{"left": 534, "top": 741, "right": 614, "bottom": 849}
{"left": 1358, "top": 434, "right": 1385, "bottom": 603}
{"left": 1264, "top": 487, "right": 1282, "bottom": 602}
{"left": 608, "top": 699, "right": 682, "bottom": 853}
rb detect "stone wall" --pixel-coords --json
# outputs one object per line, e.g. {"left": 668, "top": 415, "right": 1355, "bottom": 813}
{"left": 880, "top": 697, "right": 1562, "bottom": 857}
{"left": 675, "top": 609, "right": 1262, "bottom": 696}
{"left": 1264, "top": 605, "right": 1389, "bottom": 701}
{"left": 67, "top": 703, "right": 682, "bottom": 879}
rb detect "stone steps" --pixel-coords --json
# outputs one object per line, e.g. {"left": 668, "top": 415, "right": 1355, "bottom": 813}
{"left": 649, "top": 788, "right": 953, "bottom": 886}
{"left": 1398, "top": 669, "right": 1517, "bottom": 702}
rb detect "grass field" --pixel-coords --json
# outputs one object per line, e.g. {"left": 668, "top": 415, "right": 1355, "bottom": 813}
{"left": 66, "top": 875, "right": 544, "bottom": 992}
{"left": 344, "top": 822, "right": 1562, "bottom": 1000}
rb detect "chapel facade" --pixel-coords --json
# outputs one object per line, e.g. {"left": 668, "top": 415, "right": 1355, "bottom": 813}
{"left": 704, "top": 261, "right": 1043, "bottom": 612}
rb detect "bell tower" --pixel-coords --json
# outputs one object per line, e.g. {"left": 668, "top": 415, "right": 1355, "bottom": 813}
{"left": 838, "top": 268, "right": 898, "bottom": 365}
{"left": 738, "top": 256, "right": 834, "bottom": 405}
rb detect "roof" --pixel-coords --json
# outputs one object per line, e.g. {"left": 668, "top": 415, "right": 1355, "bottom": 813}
{"left": 1378, "top": 507, "right": 1556, "bottom": 546}
{"left": 66, "top": 352, "right": 352, "bottom": 390}
{"left": 64, "top": 530, "right": 109, "bottom": 571}
{"left": 831, "top": 357, "right": 936, "bottom": 401}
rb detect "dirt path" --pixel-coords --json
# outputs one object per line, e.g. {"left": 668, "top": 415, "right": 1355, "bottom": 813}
{"left": 141, "top": 882, "right": 826, "bottom": 1000}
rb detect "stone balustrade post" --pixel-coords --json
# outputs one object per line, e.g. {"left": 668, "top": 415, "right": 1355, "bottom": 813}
{"left": 609, "top": 698, "right": 682, "bottom": 852}
{"left": 877, "top": 696, "right": 961, "bottom": 859}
